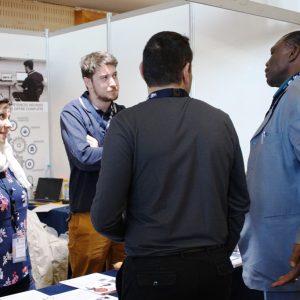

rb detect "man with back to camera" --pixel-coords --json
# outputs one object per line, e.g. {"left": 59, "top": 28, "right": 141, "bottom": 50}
{"left": 91, "top": 31, "right": 250, "bottom": 300}
{"left": 13, "top": 59, "right": 44, "bottom": 102}
{"left": 239, "top": 31, "right": 300, "bottom": 300}
{"left": 60, "top": 51, "right": 125, "bottom": 278}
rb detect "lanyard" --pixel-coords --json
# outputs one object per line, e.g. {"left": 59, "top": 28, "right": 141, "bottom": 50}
{"left": 103, "top": 102, "right": 117, "bottom": 131}
{"left": 79, "top": 97, "right": 117, "bottom": 131}
{"left": 147, "top": 88, "right": 189, "bottom": 100}
{"left": 265, "top": 72, "right": 300, "bottom": 117}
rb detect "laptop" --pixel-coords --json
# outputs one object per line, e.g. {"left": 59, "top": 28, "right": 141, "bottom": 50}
{"left": 29, "top": 177, "right": 63, "bottom": 204}
{"left": 16, "top": 72, "right": 27, "bottom": 82}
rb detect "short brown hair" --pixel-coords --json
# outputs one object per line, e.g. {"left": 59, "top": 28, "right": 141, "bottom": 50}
{"left": 80, "top": 51, "right": 118, "bottom": 78}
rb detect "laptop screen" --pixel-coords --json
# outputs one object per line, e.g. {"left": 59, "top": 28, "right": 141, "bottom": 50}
{"left": 34, "top": 177, "right": 63, "bottom": 201}
{"left": 16, "top": 72, "right": 27, "bottom": 82}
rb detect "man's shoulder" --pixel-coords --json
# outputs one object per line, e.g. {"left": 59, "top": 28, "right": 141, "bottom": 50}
{"left": 61, "top": 98, "right": 84, "bottom": 115}
{"left": 286, "top": 79, "right": 300, "bottom": 99}
{"left": 184, "top": 97, "right": 229, "bottom": 120}
{"left": 28, "top": 71, "right": 43, "bottom": 80}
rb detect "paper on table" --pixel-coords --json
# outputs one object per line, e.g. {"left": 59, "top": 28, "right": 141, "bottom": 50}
{"left": 60, "top": 273, "right": 116, "bottom": 295}
{"left": 0, "top": 290, "right": 48, "bottom": 300}
{"left": 32, "top": 203, "right": 68, "bottom": 213}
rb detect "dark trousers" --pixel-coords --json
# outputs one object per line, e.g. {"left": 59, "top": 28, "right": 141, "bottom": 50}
{"left": 0, "top": 275, "right": 30, "bottom": 297}
{"left": 117, "top": 246, "right": 233, "bottom": 300}
{"left": 12, "top": 92, "right": 39, "bottom": 102}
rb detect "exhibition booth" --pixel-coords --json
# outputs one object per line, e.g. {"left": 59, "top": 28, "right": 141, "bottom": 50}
{"left": 0, "top": 0, "right": 299, "bottom": 298}
{"left": 0, "top": 0, "right": 299, "bottom": 183}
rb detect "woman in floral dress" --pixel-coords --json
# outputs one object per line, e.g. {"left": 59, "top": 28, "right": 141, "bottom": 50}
{"left": 0, "top": 96, "right": 32, "bottom": 296}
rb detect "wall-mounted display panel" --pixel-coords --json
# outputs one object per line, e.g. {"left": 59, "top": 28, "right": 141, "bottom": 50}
{"left": 0, "top": 31, "right": 48, "bottom": 187}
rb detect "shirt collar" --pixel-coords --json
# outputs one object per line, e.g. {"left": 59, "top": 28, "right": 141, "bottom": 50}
{"left": 273, "top": 72, "right": 300, "bottom": 99}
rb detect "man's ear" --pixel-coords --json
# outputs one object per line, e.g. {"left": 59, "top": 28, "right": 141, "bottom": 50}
{"left": 289, "top": 44, "right": 300, "bottom": 62}
{"left": 139, "top": 62, "right": 145, "bottom": 80}
{"left": 83, "top": 77, "right": 91, "bottom": 90}
{"left": 182, "top": 62, "right": 191, "bottom": 85}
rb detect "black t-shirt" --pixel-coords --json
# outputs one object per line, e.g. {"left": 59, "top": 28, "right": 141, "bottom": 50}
{"left": 22, "top": 71, "right": 44, "bottom": 101}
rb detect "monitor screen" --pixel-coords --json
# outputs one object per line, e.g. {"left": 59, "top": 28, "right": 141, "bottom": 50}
{"left": 34, "top": 178, "right": 63, "bottom": 201}
{"left": 16, "top": 72, "right": 27, "bottom": 82}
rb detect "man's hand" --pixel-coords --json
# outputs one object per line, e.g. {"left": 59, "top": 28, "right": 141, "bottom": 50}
{"left": 13, "top": 81, "right": 22, "bottom": 91}
{"left": 272, "top": 244, "right": 300, "bottom": 287}
{"left": 113, "top": 261, "right": 123, "bottom": 270}
{"left": 86, "top": 134, "right": 99, "bottom": 148}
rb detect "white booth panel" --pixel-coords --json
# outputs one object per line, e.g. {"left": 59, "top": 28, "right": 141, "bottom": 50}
{"left": 191, "top": 3, "right": 298, "bottom": 163}
{"left": 0, "top": 31, "right": 45, "bottom": 60}
{"left": 48, "top": 24, "right": 107, "bottom": 178}
{"left": 111, "top": 4, "right": 190, "bottom": 108}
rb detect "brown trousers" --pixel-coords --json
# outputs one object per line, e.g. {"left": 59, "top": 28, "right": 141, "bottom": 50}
{"left": 68, "top": 212, "right": 125, "bottom": 278}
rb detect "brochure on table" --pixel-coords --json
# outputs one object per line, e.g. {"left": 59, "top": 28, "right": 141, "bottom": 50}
{"left": 60, "top": 272, "right": 116, "bottom": 295}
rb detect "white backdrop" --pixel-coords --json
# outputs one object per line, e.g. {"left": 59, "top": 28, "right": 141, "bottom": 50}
{"left": 47, "top": 2, "right": 300, "bottom": 178}
{"left": 111, "top": 4, "right": 190, "bottom": 108}
{"left": 1, "top": 1, "right": 299, "bottom": 180}
{"left": 0, "top": 31, "right": 45, "bottom": 60}
{"left": 191, "top": 3, "right": 298, "bottom": 161}
{"left": 48, "top": 23, "right": 107, "bottom": 179}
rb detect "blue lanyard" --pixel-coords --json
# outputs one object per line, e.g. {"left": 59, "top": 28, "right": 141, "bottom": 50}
{"left": 147, "top": 88, "right": 189, "bottom": 100}
{"left": 266, "top": 72, "right": 300, "bottom": 117}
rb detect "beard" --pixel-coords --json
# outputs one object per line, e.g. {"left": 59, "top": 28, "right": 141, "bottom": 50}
{"left": 98, "top": 94, "right": 118, "bottom": 102}
{"left": 96, "top": 89, "right": 119, "bottom": 102}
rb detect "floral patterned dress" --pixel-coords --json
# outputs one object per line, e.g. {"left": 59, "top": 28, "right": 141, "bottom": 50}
{"left": 0, "top": 168, "right": 29, "bottom": 288}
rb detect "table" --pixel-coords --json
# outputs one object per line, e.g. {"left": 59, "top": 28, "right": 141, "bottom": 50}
{"left": 32, "top": 206, "right": 263, "bottom": 300}
{"left": 39, "top": 270, "right": 118, "bottom": 296}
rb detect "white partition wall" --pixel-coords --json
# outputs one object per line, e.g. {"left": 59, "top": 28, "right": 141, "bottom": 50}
{"left": 111, "top": 3, "right": 190, "bottom": 107}
{"left": 48, "top": 3, "right": 190, "bottom": 178}
{"left": 48, "top": 23, "right": 107, "bottom": 178}
{"left": 0, "top": 30, "right": 45, "bottom": 60}
{"left": 0, "top": 30, "right": 49, "bottom": 187}
{"left": 191, "top": 3, "right": 298, "bottom": 162}
{"left": 46, "top": 1, "right": 300, "bottom": 179}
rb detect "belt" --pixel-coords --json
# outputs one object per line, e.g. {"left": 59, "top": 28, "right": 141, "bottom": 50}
{"left": 178, "top": 244, "right": 225, "bottom": 258}
{"left": 128, "top": 245, "right": 225, "bottom": 260}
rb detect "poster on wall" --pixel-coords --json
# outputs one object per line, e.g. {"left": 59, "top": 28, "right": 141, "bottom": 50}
{"left": 9, "top": 102, "right": 50, "bottom": 189}
{"left": 0, "top": 58, "right": 49, "bottom": 189}
{"left": 0, "top": 58, "right": 47, "bottom": 102}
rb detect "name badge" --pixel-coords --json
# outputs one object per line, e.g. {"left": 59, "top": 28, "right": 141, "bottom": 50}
{"left": 12, "top": 232, "right": 26, "bottom": 263}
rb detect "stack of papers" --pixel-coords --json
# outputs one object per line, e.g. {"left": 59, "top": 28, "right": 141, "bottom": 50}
{"left": 60, "top": 273, "right": 117, "bottom": 295}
